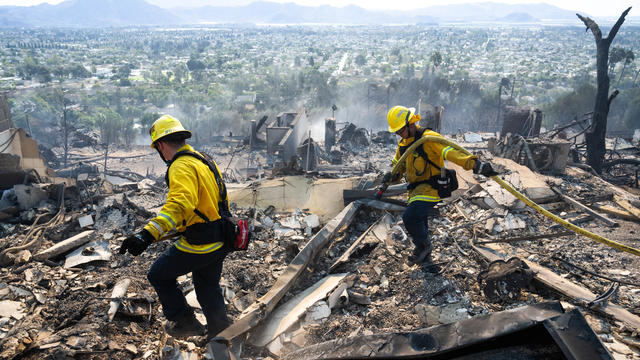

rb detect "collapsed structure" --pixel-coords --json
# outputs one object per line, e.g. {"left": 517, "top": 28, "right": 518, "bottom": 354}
{"left": 1, "top": 103, "right": 640, "bottom": 360}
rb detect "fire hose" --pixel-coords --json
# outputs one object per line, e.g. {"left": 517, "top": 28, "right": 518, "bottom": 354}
{"left": 382, "top": 135, "right": 640, "bottom": 257}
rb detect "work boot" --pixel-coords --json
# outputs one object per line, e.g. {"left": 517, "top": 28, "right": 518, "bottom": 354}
{"left": 409, "top": 243, "right": 433, "bottom": 264}
{"left": 165, "top": 310, "right": 206, "bottom": 338}
{"left": 422, "top": 262, "right": 441, "bottom": 274}
{"left": 408, "top": 245, "right": 423, "bottom": 263}
{"left": 206, "top": 318, "right": 232, "bottom": 342}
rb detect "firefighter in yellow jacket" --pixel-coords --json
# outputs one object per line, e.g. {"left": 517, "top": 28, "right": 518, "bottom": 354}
{"left": 385, "top": 106, "right": 497, "bottom": 263}
{"left": 119, "top": 115, "right": 230, "bottom": 339}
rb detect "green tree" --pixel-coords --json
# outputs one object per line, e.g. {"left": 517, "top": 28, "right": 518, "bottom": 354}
{"left": 616, "top": 49, "right": 635, "bottom": 86}
{"left": 543, "top": 83, "right": 596, "bottom": 127}
{"left": 140, "top": 112, "right": 160, "bottom": 130}
{"left": 70, "top": 64, "right": 91, "bottom": 78}
{"left": 609, "top": 47, "right": 626, "bottom": 73}
{"left": 114, "top": 64, "right": 132, "bottom": 79}
{"left": 173, "top": 64, "right": 187, "bottom": 84}
{"left": 430, "top": 51, "right": 442, "bottom": 69}
{"left": 53, "top": 66, "right": 67, "bottom": 80}
{"left": 187, "top": 54, "right": 206, "bottom": 71}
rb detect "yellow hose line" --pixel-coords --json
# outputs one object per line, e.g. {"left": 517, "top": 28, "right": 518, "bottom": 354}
{"left": 392, "top": 135, "right": 640, "bottom": 257}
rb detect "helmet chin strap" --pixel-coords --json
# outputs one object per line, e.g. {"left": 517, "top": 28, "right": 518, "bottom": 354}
{"left": 154, "top": 143, "right": 170, "bottom": 164}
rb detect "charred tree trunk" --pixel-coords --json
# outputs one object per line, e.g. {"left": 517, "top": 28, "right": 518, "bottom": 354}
{"left": 577, "top": 7, "right": 631, "bottom": 174}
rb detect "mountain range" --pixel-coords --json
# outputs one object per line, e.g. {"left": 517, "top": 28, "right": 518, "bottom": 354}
{"left": 0, "top": 0, "right": 176, "bottom": 27}
{"left": 0, "top": 0, "right": 597, "bottom": 27}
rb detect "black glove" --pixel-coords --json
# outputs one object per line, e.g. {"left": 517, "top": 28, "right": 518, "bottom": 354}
{"left": 473, "top": 161, "right": 499, "bottom": 177}
{"left": 119, "top": 229, "right": 154, "bottom": 256}
{"left": 381, "top": 172, "right": 393, "bottom": 184}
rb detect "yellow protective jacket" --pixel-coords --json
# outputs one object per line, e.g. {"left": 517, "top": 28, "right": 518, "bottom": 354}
{"left": 392, "top": 126, "right": 478, "bottom": 204}
{"left": 144, "top": 144, "right": 225, "bottom": 254}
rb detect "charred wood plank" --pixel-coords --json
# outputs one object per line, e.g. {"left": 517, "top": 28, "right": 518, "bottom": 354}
{"left": 33, "top": 230, "right": 94, "bottom": 261}
{"left": 475, "top": 231, "right": 574, "bottom": 245}
{"left": 591, "top": 205, "right": 640, "bottom": 223}
{"left": 614, "top": 194, "right": 640, "bottom": 221}
{"left": 552, "top": 187, "right": 618, "bottom": 227}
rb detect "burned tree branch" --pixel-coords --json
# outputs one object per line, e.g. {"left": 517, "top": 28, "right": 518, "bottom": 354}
{"left": 576, "top": 7, "right": 631, "bottom": 46}
{"left": 543, "top": 115, "right": 590, "bottom": 139}
{"left": 608, "top": 89, "right": 619, "bottom": 108}
{"left": 607, "top": 7, "right": 632, "bottom": 42}
{"left": 577, "top": 13, "right": 602, "bottom": 41}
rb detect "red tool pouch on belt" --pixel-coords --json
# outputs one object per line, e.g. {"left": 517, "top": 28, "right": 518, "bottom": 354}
{"left": 232, "top": 219, "right": 250, "bottom": 251}
{"left": 189, "top": 214, "right": 251, "bottom": 252}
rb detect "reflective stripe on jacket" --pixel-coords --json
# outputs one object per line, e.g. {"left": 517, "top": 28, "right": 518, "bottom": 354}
{"left": 392, "top": 126, "right": 478, "bottom": 203}
{"left": 144, "top": 144, "right": 226, "bottom": 254}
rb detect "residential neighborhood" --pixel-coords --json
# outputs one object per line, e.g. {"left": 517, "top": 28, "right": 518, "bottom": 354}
{"left": 0, "top": 1, "right": 639, "bottom": 359}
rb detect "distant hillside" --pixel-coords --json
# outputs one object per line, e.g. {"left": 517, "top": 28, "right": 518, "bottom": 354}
{"left": 174, "top": 2, "right": 419, "bottom": 24}
{"left": 0, "top": 0, "right": 581, "bottom": 27}
{"left": 411, "top": 2, "right": 577, "bottom": 21}
{"left": 499, "top": 12, "right": 539, "bottom": 23}
{"left": 0, "top": 0, "right": 177, "bottom": 27}
{"left": 173, "top": 1, "right": 573, "bottom": 24}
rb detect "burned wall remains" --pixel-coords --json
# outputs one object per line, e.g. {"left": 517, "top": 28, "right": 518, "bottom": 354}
{"left": 267, "top": 110, "right": 309, "bottom": 163}
{"left": 502, "top": 106, "right": 542, "bottom": 137}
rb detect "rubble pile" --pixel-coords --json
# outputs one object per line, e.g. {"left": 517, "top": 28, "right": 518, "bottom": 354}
{"left": 320, "top": 122, "right": 395, "bottom": 173}
{"left": 1, "top": 132, "right": 640, "bottom": 359}
{"left": 488, "top": 133, "right": 572, "bottom": 173}
{"left": 601, "top": 137, "right": 640, "bottom": 188}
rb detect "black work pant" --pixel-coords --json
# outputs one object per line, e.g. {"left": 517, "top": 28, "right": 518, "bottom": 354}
{"left": 402, "top": 200, "right": 437, "bottom": 249}
{"left": 147, "top": 244, "right": 230, "bottom": 335}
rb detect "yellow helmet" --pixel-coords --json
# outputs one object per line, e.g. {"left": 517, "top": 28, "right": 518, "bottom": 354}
{"left": 387, "top": 106, "right": 419, "bottom": 133}
{"left": 149, "top": 115, "right": 191, "bottom": 148}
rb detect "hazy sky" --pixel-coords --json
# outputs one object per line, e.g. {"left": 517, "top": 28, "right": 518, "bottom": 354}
{"left": 0, "top": 0, "right": 636, "bottom": 17}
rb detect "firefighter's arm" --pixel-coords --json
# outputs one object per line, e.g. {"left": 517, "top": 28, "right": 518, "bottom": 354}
{"left": 143, "top": 161, "right": 198, "bottom": 241}
{"left": 440, "top": 144, "right": 478, "bottom": 171}
{"left": 439, "top": 142, "right": 497, "bottom": 176}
